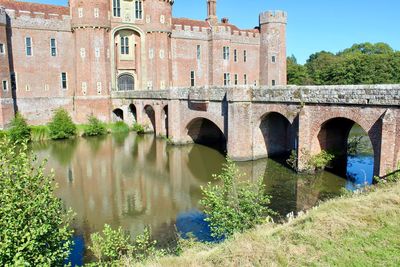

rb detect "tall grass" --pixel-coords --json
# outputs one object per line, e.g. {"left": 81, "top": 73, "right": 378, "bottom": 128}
{"left": 109, "top": 121, "right": 130, "bottom": 133}
{"left": 30, "top": 126, "right": 50, "bottom": 142}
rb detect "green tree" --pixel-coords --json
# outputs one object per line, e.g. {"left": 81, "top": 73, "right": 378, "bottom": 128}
{"left": 200, "top": 159, "right": 275, "bottom": 238}
{"left": 0, "top": 138, "right": 74, "bottom": 265}
{"left": 48, "top": 108, "right": 77, "bottom": 140}
{"left": 8, "top": 112, "right": 31, "bottom": 143}
{"left": 287, "top": 55, "right": 311, "bottom": 85}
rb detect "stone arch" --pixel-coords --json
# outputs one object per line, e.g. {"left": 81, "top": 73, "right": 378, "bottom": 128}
{"left": 260, "top": 112, "right": 296, "bottom": 158}
{"left": 186, "top": 117, "right": 227, "bottom": 153}
{"left": 129, "top": 103, "right": 137, "bottom": 123}
{"left": 112, "top": 108, "right": 124, "bottom": 122}
{"left": 143, "top": 105, "right": 156, "bottom": 133}
{"left": 253, "top": 111, "right": 296, "bottom": 159}
{"left": 313, "top": 117, "right": 377, "bottom": 177}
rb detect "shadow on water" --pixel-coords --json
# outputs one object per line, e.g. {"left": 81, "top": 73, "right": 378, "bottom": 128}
{"left": 31, "top": 133, "right": 375, "bottom": 266}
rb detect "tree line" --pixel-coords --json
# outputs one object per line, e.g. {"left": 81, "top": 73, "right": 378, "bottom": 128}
{"left": 287, "top": 42, "right": 400, "bottom": 85}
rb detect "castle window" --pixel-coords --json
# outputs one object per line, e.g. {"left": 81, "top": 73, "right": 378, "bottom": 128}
{"left": 120, "top": 36, "right": 129, "bottom": 55}
{"left": 25, "top": 37, "right": 32, "bottom": 56}
{"left": 149, "top": 49, "right": 154, "bottom": 59}
{"left": 95, "top": 47, "right": 100, "bottom": 58}
{"left": 244, "top": 74, "right": 248, "bottom": 85}
{"left": 234, "top": 49, "right": 237, "bottom": 62}
{"left": 0, "top": 43, "right": 4, "bottom": 54}
{"left": 160, "top": 15, "right": 165, "bottom": 24}
{"left": 2, "top": 80, "right": 8, "bottom": 92}
{"left": 78, "top": 8, "right": 83, "bottom": 18}
{"left": 159, "top": 49, "right": 165, "bottom": 59}
{"left": 196, "top": 45, "right": 201, "bottom": 60}
{"left": 50, "top": 38, "right": 57, "bottom": 57}
{"left": 97, "top": 82, "right": 102, "bottom": 94}
{"left": 234, "top": 74, "right": 238, "bottom": 85}
{"left": 61, "top": 72, "right": 68, "bottom": 90}
{"left": 94, "top": 8, "right": 99, "bottom": 18}
{"left": 223, "top": 46, "right": 230, "bottom": 60}
{"left": 272, "top": 55, "right": 276, "bottom": 63}
{"left": 272, "top": 80, "right": 276, "bottom": 86}
{"left": 80, "top": 48, "right": 86, "bottom": 58}
{"left": 135, "top": 0, "right": 143, "bottom": 19}
{"left": 81, "top": 82, "right": 87, "bottom": 95}
{"left": 244, "top": 50, "right": 247, "bottom": 62}
{"left": 113, "top": 0, "right": 121, "bottom": 17}
{"left": 190, "top": 71, "right": 195, "bottom": 87}
{"left": 118, "top": 74, "right": 135, "bottom": 91}
{"left": 223, "top": 73, "right": 231, "bottom": 86}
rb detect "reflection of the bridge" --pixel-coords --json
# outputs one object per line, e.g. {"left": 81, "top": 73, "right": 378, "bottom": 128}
{"left": 32, "top": 134, "right": 225, "bottom": 244}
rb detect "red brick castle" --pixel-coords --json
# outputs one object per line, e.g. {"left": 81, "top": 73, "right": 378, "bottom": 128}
{"left": 0, "top": 0, "right": 287, "bottom": 127}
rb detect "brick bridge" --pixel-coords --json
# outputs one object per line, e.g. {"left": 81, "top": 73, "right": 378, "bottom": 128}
{"left": 111, "top": 85, "right": 400, "bottom": 177}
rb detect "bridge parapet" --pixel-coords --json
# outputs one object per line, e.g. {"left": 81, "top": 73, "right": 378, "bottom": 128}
{"left": 112, "top": 84, "right": 400, "bottom": 106}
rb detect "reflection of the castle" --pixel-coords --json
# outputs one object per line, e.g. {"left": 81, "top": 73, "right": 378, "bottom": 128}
{"left": 33, "top": 134, "right": 346, "bottom": 245}
{"left": 33, "top": 134, "right": 225, "bottom": 243}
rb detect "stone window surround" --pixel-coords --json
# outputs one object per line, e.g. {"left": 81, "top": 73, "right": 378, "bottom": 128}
{"left": 0, "top": 43, "right": 5, "bottom": 54}
{"left": 50, "top": 38, "right": 57, "bottom": 57}
{"left": 190, "top": 70, "right": 195, "bottom": 87}
{"left": 2, "top": 80, "right": 8, "bottom": 92}
{"left": 25, "top": 36, "right": 33, "bottom": 56}
{"left": 61, "top": 72, "right": 68, "bottom": 90}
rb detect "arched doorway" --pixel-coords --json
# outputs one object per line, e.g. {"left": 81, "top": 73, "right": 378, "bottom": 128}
{"left": 260, "top": 112, "right": 295, "bottom": 158}
{"left": 186, "top": 118, "right": 226, "bottom": 154}
{"left": 143, "top": 105, "right": 156, "bottom": 133}
{"left": 118, "top": 74, "right": 135, "bottom": 91}
{"left": 316, "top": 118, "right": 374, "bottom": 186}
{"left": 112, "top": 108, "right": 124, "bottom": 121}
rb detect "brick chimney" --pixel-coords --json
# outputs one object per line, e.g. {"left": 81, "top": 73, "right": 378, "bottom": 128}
{"left": 206, "top": 0, "right": 218, "bottom": 25}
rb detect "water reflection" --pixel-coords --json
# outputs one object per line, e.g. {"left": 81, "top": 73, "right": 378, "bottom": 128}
{"left": 31, "top": 133, "right": 372, "bottom": 265}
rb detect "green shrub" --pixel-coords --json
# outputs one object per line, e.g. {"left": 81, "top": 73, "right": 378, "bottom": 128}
{"left": 48, "top": 108, "right": 77, "bottom": 140}
{"left": 200, "top": 159, "right": 276, "bottom": 239}
{"left": 9, "top": 112, "right": 31, "bottom": 143}
{"left": 111, "top": 121, "right": 130, "bottom": 133}
{"left": 88, "top": 225, "right": 162, "bottom": 265}
{"left": 0, "top": 138, "right": 74, "bottom": 265}
{"left": 132, "top": 122, "right": 145, "bottom": 134}
{"left": 290, "top": 149, "right": 335, "bottom": 173}
{"left": 83, "top": 115, "right": 107, "bottom": 137}
{"left": 30, "top": 125, "right": 50, "bottom": 142}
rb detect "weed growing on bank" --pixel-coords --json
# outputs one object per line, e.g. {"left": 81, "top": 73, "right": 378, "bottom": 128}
{"left": 83, "top": 115, "right": 107, "bottom": 137}
{"left": 200, "top": 159, "right": 276, "bottom": 238}
{"left": 48, "top": 108, "right": 77, "bottom": 140}
{"left": 9, "top": 112, "right": 31, "bottom": 143}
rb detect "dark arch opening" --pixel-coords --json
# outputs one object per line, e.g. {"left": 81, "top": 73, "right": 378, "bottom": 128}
{"left": 118, "top": 73, "right": 135, "bottom": 91}
{"left": 144, "top": 105, "right": 156, "bottom": 133}
{"left": 317, "top": 118, "right": 374, "bottom": 186}
{"left": 187, "top": 118, "right": 226, "bottom": 154}
{"left": 260, "top": 112, "right": 295, "bottom": 159}
{"left": 112, "top": 108, "right": 124, "bottom": 121}
{"left": 129, "top": 104, "right": 137, "bottom": 123}
{"left": 163, "top": 105, "right": 169, "bottom": 137}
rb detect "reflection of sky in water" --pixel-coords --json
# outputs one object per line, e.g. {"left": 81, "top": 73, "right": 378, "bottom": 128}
{"left": 346, "top": 155, "right": 374, "bottom": 191}
{"left": 176, "top": 210, "right": 223, "bottom": 243}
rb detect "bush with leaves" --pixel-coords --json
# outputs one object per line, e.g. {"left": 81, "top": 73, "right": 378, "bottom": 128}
{"left": 8, "top": 112, "right": 31, "bottom": 143}
{"left": 289, "top": 149, "right": 335, "bottom": 173}
{"left": 132, "top": 122, "right": 145, "bottom": 134}
{"left": 111, "top": 121, "right": 130, "bottom": 133}
{"left": 83, "top": 115, "right": 107, "bottom": 137}
{"left": 200, "top": 159, "right": 275, "bottom": 239}
{"left": 88, "top": 225, "right": 163, "bottom": 265}
{"left": 48, "top": 108, "right": 77, "bottom": 140}
{"left": 0, "top": 138, "right": 74, "bottom": 266}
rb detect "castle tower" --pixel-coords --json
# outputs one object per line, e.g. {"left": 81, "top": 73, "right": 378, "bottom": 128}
{"left": 206, "top": 0, "right": 218, "bottom": 25}
{"left": 143, "top": 0, "right": 173, "bottom": 90}
{"left": 69, "top": 0, "right": 112, "bottom": 122}
{"left": 259, "top": 11, "right": 287, "bottom": 86}
{"left": 0, "top": 6, "right": 14, "bottom": 128}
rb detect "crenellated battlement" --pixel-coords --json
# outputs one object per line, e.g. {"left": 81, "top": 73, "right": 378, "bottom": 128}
{"left": 259, "top": 10, "right": 287, "bottom": 25}
{"left": 3, "top": 8, "right": 71, "bottom": 31}
{"left": 0, "top": 6, "right": 6, "bottom": 25}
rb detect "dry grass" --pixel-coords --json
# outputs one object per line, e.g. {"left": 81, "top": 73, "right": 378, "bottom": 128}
{"left": 139, "top": 182, "right": 400, "bottom": 267}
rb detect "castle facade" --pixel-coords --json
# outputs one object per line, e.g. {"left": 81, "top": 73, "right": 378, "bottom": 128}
{"left": 0, "top": 0, "right": 287, "bottom": 127}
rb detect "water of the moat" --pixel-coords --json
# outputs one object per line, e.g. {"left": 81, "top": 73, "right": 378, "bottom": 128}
{"left": 31, "top": 133, "right": 374, "bottom": 265}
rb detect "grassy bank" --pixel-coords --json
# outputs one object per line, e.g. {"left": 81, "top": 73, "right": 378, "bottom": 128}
{"left": 145, "top": 182, "right": 400, "bottom": 266}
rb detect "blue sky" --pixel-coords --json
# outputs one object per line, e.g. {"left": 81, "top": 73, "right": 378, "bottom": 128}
{"left": 22, "top": 0, "right": 400, "bottom": 63}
